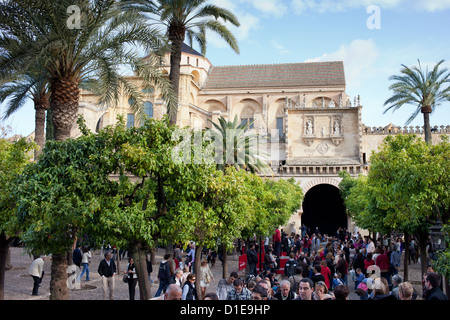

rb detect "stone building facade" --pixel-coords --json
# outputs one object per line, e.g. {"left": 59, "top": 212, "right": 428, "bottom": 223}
{"left": 77, "top": 44, "right": 450, "bottom": 236}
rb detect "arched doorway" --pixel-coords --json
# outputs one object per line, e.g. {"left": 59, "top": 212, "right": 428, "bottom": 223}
{"left": 301, "top": 184, "right": 347, "bottom": 236}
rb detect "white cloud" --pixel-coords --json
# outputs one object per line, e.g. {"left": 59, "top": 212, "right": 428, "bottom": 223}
{"left": 305, "top": 39, "right": 379, "bottom": 88}
{"left": 291, "top": 0, "right": 400, "bottom": 14}
{"left": 290, "top": 0, "right": 450, "bottom": 14}
{"left": 242, "top": 0, "right": 288, "bottom": 18}
{"left": 414, "top": 0, "right": 450, "bottom": 12}
{"left": 270, "top": 40, "right": 292, "bottom": 55}
{"left": 207, "top": 0, "right": 261, "bottom": 49}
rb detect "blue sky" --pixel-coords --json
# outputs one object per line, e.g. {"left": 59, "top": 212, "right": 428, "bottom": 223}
{"left": 2, "top": 0, "right": 450, "bottom": 137}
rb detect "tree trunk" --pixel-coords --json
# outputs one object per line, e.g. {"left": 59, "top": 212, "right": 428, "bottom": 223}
{"left": 50, "top": 253, "right": 69, "bottom": 300}
{"left": 168, "top": 35, "right": 183, "bottom": 125}
{"left": 34, "top": 105, "right": 47, "bottom": 159}
{"left": 0, "top": 234, "right": 13, "bottom": 300}
{"left": 222, "top": 245, "right": 228, "bottom": 279}
{"left": 45, "top": 109, "right": 54, "bottom": 141}
{"left": 131, "top": 241, "right": 152, "bottom": 300}
{"left": 417, "top": 230, "right": 429, "bottom": 281}
{"left": 50, "top": 78, "right": 80, "bottom": 141}
{"left": 421, "top": 107, "right": 432, "bottom": 144}
{"left": 194, "top": 244, "right": 203, "bottom": 300}
{"left": 403, "top": 231, "right": 409, "bottom": 281}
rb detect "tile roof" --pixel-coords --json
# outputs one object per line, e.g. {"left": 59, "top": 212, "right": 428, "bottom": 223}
{"left": 202, "top": 61, "right": 345, "bottom": 90}
{"left": 181, "top": 43, "right": 204, "bottom": 57}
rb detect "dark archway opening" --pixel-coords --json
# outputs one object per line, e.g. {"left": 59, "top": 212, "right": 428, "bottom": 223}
{"left": 302, "top": 184, "right": 347, "bottom": 236}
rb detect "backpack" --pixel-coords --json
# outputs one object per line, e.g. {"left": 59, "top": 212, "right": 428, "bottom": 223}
{"left": 284, "top": 259, "right": 297, "bottom": 277}
{"left": 158, "top": 261, "right": 170, "bottom": 282}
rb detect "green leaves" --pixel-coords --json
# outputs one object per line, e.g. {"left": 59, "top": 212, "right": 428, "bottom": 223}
{"left": 339, "top": 134, "right": 450, "bottom": 235}
{"left": 0, "top": 137, "right": 36, "bottom": 235}
{"left": 12, "top": 116, "right": 304, "bottom": 256}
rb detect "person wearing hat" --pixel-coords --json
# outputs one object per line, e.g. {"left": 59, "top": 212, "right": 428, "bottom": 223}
{"left": 199, "top": 258, "right": 215, "bottom": 300}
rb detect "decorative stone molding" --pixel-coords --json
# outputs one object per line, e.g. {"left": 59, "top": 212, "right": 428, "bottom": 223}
{"left": 302, "top": 177, "right": 341, "bottom": 194}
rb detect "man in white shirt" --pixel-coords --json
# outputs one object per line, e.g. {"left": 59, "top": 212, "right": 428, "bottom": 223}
{"left": 29, "top": 255, "right": 46, "bottom": 296}
{"left": 366, "top": 238, "right": 375, "bottom": 254}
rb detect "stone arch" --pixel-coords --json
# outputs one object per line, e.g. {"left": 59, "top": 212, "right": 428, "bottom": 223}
{"left": 238, "top": 98, "right": 262, "bottom": 129}
{"left": 301, "top": 179, "right": 347, "bottom": 236}
{"left": 268, "top": 98, "right": 286, "bottom": 137}
{"left": 302, "top": 177, "right": 341, "bottom": 194}
{"left": 191, "top": 70, "right": 201, "bottom": 85}
{"left": 205, "top": 99, "right": 227, "bottom": 113}
{"left": 311, "top": 96, "right": 337, "bottom": 108}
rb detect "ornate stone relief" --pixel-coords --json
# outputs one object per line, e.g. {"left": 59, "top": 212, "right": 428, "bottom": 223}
{"left": 303, "top": 116, "right": 315, "bottom": 146}
{"left": 302, "top": 114, "right": 343, "bottom": 146}
{"left": 316, "top": 142, "right": 329, "bottom": 155}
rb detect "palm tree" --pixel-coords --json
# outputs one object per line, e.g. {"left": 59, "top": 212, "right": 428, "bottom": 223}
{"left": 124, "top": 0, "right": 240, "bottom": 125}
{"left": 0, "top": 0, "right": 175, "bottom": 141}
{"left": 207, "top": 115, "right": 271, "bottom": 175}
{"left": 0, "top": 74, "right": 50, "bottom": 159}
{"left": 0, "top": 0, "right": 175, "bottom": 300}
{"left": 384, "top": 59, "right": 450, "bottom": 143}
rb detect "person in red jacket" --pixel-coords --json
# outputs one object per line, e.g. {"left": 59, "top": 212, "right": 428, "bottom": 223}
{"left": 364, "top": 252, "right": 375, "bottom": 274}
{"left": 273, "top": 228, "right": 281, "bottom": 257}
{"left": 375, "top": 248, "right": 390, "bottom": 280}
{"left": 320, "top": 260, "right": 332, "bottom": 290}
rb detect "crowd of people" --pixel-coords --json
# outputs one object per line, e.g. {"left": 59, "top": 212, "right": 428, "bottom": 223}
{"left": 28, "top": 227, "right": 446, "bottom": 301}
{"left": 144, "top": 227, "right": 448, "bottom": 301}
{"left": 238, "top": 226, "right": 447, "bottom": 301}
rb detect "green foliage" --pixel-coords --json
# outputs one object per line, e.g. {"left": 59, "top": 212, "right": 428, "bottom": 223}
{"left": 14, "top": 116, "right": 303, "bottom": 256}
{"left": 384, "top": 59, "right": 450, "bottom": 125}
{"left": 339, "top": 134, "right": 450, "bottom": 234}
{"left": 15, "top": 134, "right": 113, "bottom": 254}
{"left": 0, "top": 137, "right": 35, "bottom": 236}
{"left": 0, "top": 0, "right": 176, "bottom": 136}
{"left": 207, "top": 115, "right": 271, "bottom": 175}
{"left": 126, "top": 0, "right": 241, "bottom": 56}
{"left": 432, "top": 224, "right": 450, "bottom": 279}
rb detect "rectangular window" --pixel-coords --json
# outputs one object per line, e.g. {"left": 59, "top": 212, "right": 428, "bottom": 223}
{"left": 276, "top": 117, "right": 284, "bottom": 140}
{"left": 127, "top": 113, "right": 135, "bottom": 128}
{"left": 241, "top": 118, "right": 254, "bottom": 129}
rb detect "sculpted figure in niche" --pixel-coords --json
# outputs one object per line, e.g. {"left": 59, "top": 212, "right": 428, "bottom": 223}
{"left": 334, "top": 121, "right": 340, "bottom": 134}
{"left": 306, "top": 120, "right": 313, "bottom": 135}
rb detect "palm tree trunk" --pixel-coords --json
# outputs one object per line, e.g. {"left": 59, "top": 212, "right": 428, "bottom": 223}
{"left": 50, "top": 78, "right": 80, "bottom": 141}
{"left": 421, "top": 106, "right": 432, "bottom": 144}
{"left": 168, "top": 37, "right": 183, "bottom": 126}
{"left": 34, "top": 105, "right": 46, "bottom": 159}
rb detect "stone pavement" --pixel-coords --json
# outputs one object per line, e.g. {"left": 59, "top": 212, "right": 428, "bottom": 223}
{"left": 3, "top": 246, "right": 425, "bottom": 300}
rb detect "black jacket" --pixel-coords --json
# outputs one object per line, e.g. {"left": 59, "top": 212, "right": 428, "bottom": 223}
{"left": 247, "top": 249, "right": 258, "bottom": 265}
{"left": 98, "top": 258, "right": 116, "bottom": 277}
{"left": 183, "top": 281, "right": 198, "bottom": 300}
{"left": 427, "top": 287, "right": 448, "bottom": 300}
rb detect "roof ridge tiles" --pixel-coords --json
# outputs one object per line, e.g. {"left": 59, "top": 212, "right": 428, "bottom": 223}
{"left": 211, "top": 60, "right": 343, "bottom": 68}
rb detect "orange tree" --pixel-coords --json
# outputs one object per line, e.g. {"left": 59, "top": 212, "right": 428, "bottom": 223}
{"left": 0, "top": 134, "right": 35, "bottom": 300}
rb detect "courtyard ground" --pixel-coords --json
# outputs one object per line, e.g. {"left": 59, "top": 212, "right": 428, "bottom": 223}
{"left": 3, "top": 246, "right": 426, "bottom": 300}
